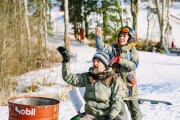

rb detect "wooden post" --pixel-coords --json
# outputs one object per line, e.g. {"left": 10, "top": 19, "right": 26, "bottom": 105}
{"left": 80, "top": 27, "right": 85, "bottom": 40}
{"left": 68, "top": 37, "right": 71, "bottom": 54}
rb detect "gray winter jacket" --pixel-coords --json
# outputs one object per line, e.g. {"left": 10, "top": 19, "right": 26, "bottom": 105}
{"left": 62, "top": 62, "right": 128, "bottom": 119}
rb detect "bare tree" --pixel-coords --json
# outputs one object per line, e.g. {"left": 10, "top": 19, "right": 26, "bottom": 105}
{"left": 64, "top": 0, "right": 69, "bottom": 52}
{"left": 131, "top": 0, "right": 139, "bottom": 40}
{"left": 155, "top": 0, "right": 166, "bottom": 48}
{"left": 161, "top": 0, "right": 166, "bottom": 48}
{"left": 24, "top": 0, "right": 31, "bottom": 54}
{"left": 43, "top": 0, "right": 48, "bottom": 57}
{"left": 0, "top": 0, "right": 7, "bottom": 83}
{"left": 119, "top": 0, "right": 124, "bottom": 26}
{"left": 18, "top": 0, "right": 30, "bottom": 70}
{"left": 165, "top": 0, "right": 172, "bottom": 47}
{"left": 36, "top": 1, "right": 44, "bottom": 56}
{"left": 145, "top": 1, "right": 151, "bottom": 46}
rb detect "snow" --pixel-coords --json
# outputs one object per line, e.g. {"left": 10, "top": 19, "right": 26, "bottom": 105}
{"left": 1, "top": 41, "right": 180, "bottom": 120}
{"left": 0, "top": 1, "right": 180, "bottom": 120}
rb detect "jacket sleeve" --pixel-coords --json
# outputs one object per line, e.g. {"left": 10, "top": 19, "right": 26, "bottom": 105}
{"left": 119, "top": 47, "right": 139, "bottom": 70}
{"left": 109, "top": 80, "right": 124, "bottom": 119}
{"left": 96, "top": 36, "right": 112, "bottom": 55}
{"left": 62, "top": 62, "right": 87, "bottom": 87}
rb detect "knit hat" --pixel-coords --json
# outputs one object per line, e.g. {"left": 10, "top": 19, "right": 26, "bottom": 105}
{"left": 92, "top": 52, "right": 110, "bottom": 67}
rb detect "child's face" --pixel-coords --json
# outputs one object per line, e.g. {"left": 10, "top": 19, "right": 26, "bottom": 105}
{"left": 118, "top": 33, "right": 129, "bottom": 45}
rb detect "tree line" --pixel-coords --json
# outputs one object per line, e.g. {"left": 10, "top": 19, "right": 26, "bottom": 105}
{"left": 0, "top": 0, "right": 174, "bottom": 83}
{"left": 61, "top": 0, "right": 174, "bottom": 50}
{"left": 0, "top": 0, "right": 58, "bottom": 105}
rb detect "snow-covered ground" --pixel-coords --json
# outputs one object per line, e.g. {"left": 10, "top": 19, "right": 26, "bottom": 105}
{"left": 0, "top": 1, "right": 180, "bottom": 120}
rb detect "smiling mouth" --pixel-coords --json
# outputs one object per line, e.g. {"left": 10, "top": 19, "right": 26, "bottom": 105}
{"left": 119, "top": 40, "right": 125, "bottom": 42}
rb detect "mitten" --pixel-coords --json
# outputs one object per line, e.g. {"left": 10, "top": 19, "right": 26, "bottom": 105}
{"left": 109, "top": 56, "right": 120, "bottom": 66}
{"left": 113, "top": 56, "right": 120, "bottom": 63}
{"left": 57, "top": 46, "right": 70, "bottom": 63}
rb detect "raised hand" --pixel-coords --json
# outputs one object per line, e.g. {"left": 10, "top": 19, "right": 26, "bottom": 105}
{"left": 95, "top": 27, "right": 102, "bottom": 36}
{"left": 57, "top": 46, "right": 70, "bottom": 63}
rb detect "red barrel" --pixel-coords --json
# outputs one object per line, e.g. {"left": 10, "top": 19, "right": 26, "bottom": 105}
{"left": 8, "top": 96, "right": 60, "bottom": 120}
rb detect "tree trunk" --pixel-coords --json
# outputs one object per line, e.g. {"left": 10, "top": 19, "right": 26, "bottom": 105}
{"left": 165, "top": 0, "right": 172, "bottom": 47}
{"left": 0, "top": 0, "right": 7, "bottom": 83}
{"left": 48, "top": 0, "right": 52, "bottom": 29}
{"left": 102, "top": 1, "right": 107, "bottom": 41}
{"left": 37, "top": 1, "right": 43, "bottom": 56}
{"left": 24, "top": 0, "right": 31, "bottom": 54}
{"left": 160, "top": 0, "right": 166, "bottom": 48}
{"left": 120, "top": 0, "right": 124, "bottom": 26}
{"left": 155, "top": 0, "right": 162, "bottom": 31}
{"left": 43, "top": 0, "right": 47, "bottom": 57}
{"left": 64, "top": 0, "right": 69, "bottom": 52}
{"left": 84, "top": 1, "right": 89, "bottom": 38}
{"left": 18, "top": 0, "right": 25, "bottom": 73}
{"left": 145, "top": 1, "right": 151, "bottom": 46}
{"left": 131, "top": 0, "right": 138, "bottom": 41}
{"left": 155, "top": 0, "right": 166, "bottom": 48}
{"left": 85, "top": 15, "right": 89, "bottom": 38}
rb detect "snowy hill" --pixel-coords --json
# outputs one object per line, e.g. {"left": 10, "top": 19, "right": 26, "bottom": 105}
{"left": 0, "top": 38, "right": 180, "bottom": 120}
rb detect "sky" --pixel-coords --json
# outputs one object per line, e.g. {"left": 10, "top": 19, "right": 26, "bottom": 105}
{"left": 0, "top": 1, "right": 180, "bottom": 120}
